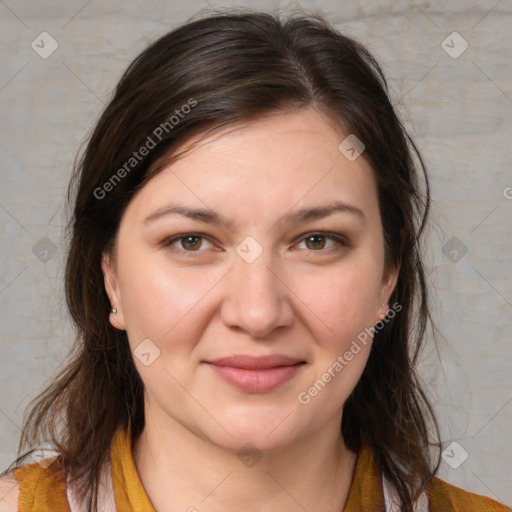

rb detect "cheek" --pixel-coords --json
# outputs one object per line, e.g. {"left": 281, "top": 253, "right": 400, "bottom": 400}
{"left": 117, "top": 252, "right": 225, "bottom": 356}
{"left": 293, "top": 260, "right": 382, "bottom": 343}
{"left": 116, "top": 261, "right": 212, "bottom": 398}
{"left": 293, "top": 268, "right": 379, "bottom": 412}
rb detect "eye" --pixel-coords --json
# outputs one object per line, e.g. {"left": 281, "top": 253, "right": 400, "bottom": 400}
{"left": 162, "top": 233, "right": 216, "bottom": 253}
{"left": 294, "top": 232, "right": 348, "bottom": 253}
{"left": 161, "top": 231, "right": 348, "bottom": 256}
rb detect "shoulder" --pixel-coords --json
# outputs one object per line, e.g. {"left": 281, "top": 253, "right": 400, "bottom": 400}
{"left": 0, "top": 456, "right": 70, "bottom": 512}
{"left": 428, "top": 476, "right": 511, "bottom": 512}
{"left": 0, "top": 471, "right": 19, "bottom": 512}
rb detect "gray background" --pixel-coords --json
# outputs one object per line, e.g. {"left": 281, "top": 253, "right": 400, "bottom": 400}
{"left": 1, "top": 0, "right": 511, "bottom": 506}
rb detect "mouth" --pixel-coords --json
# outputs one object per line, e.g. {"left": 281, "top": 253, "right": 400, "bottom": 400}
{"left": 204, "top": 355, "right": 307, "bottom": 393}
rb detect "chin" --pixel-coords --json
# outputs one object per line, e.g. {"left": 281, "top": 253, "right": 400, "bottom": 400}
{"left": 213, "top": 427, "right": 294, "bottom": 455}
{"left": 204, "top": 405, "right": 305, "bottom": 452}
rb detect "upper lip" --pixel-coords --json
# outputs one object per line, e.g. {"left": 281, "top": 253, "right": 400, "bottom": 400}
{"left": 206, "top": 355, "right": 305, "bottom": 370}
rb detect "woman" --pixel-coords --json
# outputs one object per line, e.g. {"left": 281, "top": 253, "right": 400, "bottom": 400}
{"left": 0, "top": 9, "right": 510, "bottom": 512}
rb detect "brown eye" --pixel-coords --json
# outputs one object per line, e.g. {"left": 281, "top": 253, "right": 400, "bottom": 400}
{"left": 304, "top": 234, "right": 327, "bottom": 250}
{"left": 162, "top": 233, "right": 215, "bottom": 254}
{"left": 180, "top": 235, "right": 202, "bottom": 251}
{"left": 296, "top": 232, "right": 347, "bottom": 252}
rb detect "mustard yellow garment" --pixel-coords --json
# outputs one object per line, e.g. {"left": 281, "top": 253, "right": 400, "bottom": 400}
{"left": 13, "top": 422, "right": 511, "bottom": 511}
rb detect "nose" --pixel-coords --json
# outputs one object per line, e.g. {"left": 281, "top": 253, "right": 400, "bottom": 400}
{"left": 220, "top": 247, "right": 294, "bottom": 338}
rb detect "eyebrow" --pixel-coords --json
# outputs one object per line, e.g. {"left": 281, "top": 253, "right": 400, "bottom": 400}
{"left": 143, "top": 199, "right": 365, "bottom": 228}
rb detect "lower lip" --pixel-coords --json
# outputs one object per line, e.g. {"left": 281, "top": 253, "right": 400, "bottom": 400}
{"left": 206, "top": 363, "right": 305, "bottom": 393}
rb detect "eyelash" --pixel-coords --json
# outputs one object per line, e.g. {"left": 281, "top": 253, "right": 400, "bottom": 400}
{"left": 161, "top": 232, "right": 348, "bottom": 256}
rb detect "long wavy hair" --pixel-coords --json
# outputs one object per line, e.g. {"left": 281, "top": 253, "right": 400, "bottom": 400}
{"left": 2, "top": 8, "right": 441, "bottom": 511}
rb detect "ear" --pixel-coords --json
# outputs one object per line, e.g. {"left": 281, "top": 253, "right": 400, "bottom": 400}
{"left": 101, "top": 252, "right": 126, "bottom": 330}
{"left": 375, "top": 260, "right": 400, "bottom": 324}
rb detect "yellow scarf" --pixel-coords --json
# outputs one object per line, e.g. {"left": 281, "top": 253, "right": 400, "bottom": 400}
{"left": 14, "top": 421, "right": 511, "bottom": 511}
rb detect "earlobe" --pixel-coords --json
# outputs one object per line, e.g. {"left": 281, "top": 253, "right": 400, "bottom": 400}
{"left": 377, "top": 303, "right": 389, "bottom": 321}
{"left": 101, "top": 253, "right": 126, "bottom": 331}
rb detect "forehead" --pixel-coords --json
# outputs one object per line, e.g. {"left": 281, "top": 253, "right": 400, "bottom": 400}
{"left": 124, "top": 107, "right": 379, "bottom": 227}
{"left": 147, "top": 107, "right": 368, "bottom": 177}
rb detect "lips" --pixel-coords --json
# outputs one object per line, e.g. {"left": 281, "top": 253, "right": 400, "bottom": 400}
{"left": 207, "top": 354, "right": 305, "bottom": 370}
{"left": 205, "top": 354, "right": 306, "bottom": 393}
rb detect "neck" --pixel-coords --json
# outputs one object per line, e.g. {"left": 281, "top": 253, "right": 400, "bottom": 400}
{"left": 132, "top": 403, "right": 358, "bottom": 512}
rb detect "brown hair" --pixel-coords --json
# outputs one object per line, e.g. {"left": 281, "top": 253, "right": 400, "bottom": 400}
{"left": 2, "top": 7, "right": 441, "bottom": 511}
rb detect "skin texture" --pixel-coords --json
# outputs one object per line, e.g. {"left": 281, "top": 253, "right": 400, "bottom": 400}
{"left": 102, "top": 106, "right": 399, "bottom": 512}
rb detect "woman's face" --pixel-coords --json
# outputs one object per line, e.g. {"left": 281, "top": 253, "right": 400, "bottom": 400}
{"left": 103, "top": 107, "right": 399, "bottom": 451}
